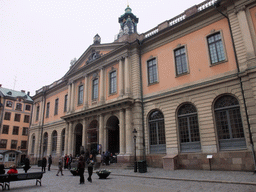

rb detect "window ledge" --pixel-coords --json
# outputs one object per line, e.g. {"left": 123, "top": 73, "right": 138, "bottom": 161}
{"left": 108, "top": 92, "right": 117, "bottom": 97}
{"left": 175, "top": 72, "right": 189, "bottom": 78}
{"left": 210, "top": 59, "right": 227, "bottom": 67}
{"left": 148, "top": 81, "right": 159, "bottom": 87}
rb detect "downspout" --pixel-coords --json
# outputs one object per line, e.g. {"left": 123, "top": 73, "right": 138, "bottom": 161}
{"left": 215, "top": 1, "right": 256, "bottom": 172}
{"left": 137, "top": 39, "right": 146, "bottom": 160}
{"left": 39, "top": 91, "right": 46, "bottom": 160}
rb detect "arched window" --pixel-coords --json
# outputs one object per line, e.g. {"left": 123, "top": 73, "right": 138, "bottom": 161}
{"left": 178, "top": 104, "right": 201, "bottom": 152}
{"left": 51, "top": 131, "right": 57, "bottom": 155}
{"left": 148, "top": 110, "right": 166, "bottom": 153}
{"left": 61, "top": 129, "right": 65, "bottom": 156}
{"left": 43, "top": 132, "right": 48, "bottom": 157}
{"left": 31, "top": 135, "right": 35, "bottom": 154}
{"left": 214, "top": 95, "right": 246, "bottom": 150}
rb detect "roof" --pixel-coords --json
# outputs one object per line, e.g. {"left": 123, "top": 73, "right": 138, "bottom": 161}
{"left": 0, "top": 87, "right": 33, "bottom": 102}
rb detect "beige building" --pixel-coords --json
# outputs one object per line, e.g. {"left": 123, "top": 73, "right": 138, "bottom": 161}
{"left": 29, "top": 0, "right": 256, "bottom": 171}
{"left": 0, "top": 85, "right": 32, "bottom": 167}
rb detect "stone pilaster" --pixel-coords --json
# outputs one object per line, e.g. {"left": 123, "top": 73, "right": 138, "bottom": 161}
{"left": 119, "top": 109, "right": 125, "bottom": 155}
{"left": 125, "top": 108, "right": 133, "bottom": 155}
{"left": 118, "top": 59, "right": 124, "bottom": 97}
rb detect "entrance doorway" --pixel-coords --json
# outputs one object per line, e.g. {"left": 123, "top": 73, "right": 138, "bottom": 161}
{"left": 75, "top": 124, "right": 83, "bottom": 156}
{"left": 107, "top": 116, "right": 119, "bottom": 155}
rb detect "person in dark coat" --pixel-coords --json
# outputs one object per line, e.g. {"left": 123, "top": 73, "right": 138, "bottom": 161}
{"left": 0, "top": 164, "right": 5, "bottom": 174}
{"left": 48, "top": 155, "right": 52, "bottom": 171}
{"left": 23, "top": 156, "right": 30, "bottom": 173}
{"left": 86, "top": 154, "right": 94, "bottom": 183}
{"left": 42, "top": 157, "right": 47, "bottom": 172}
{"left": 77, "top": 156, "right": 85, "bottom": 184}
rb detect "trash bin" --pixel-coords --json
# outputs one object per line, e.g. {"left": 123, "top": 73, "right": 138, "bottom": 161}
{"left": 137, "top": 160, "right": 147, "bottom": 173}
{"left": 38, "top": 160, "right": 42, "bottom": 167}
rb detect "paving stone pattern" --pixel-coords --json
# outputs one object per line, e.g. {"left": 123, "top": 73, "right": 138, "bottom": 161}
{"left": 5, "top": 165, "right": 256, "bottom": 192}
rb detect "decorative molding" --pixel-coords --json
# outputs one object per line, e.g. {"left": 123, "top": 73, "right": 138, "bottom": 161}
{"left": 86, "top": 50, "right": 103, "bottom": 64}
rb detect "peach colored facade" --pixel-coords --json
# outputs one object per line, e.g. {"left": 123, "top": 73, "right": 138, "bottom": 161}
{"left": 0, "top": 87, "right": 32, "bottom": 167}
{"left": 29, "top": 0, "right": 256, "bottom": 171}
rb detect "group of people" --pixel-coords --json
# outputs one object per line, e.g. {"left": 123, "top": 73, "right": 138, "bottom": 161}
{"left": 77, "top": 153, "right": 94, "bottom": 184}
{"left": 41, "top": 155, "right": 52, "bottom": 173}
{"left": 64, "top": 154, "right": 73, "bottom": 169}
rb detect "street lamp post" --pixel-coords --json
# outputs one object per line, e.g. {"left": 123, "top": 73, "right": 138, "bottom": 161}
{"left": 133, "top": 128, "right": 137, "bottom": 172}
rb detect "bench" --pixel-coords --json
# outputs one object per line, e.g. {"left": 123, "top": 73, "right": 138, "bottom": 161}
{"left": 0, "top": 172, "right": 44, "bottom": 190}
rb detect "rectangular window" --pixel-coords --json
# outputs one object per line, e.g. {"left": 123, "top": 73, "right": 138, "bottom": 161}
{"left": 24, "top": 115, "right": 30, "bottom": 123}
{"left": 78, "top": 85, "right": 84, "bottom": 105}
{"left": 16, "top": 103, "right": 22, "bottom": 110}
{"left": 2, "top": 125, "right": 9, "bottom": 134}
{"left": 147, "top": 58, "right": 158, "bottom": 84}
{"left": 21, "top": 141, "right": 27, "bottom": 149}
{"left": 54, "top": 98, "right": 59, "bottom": 115}
{"left": 14, "top": 114, "right": 21, "bottom": 122}
{"left": 46, "top": 102, "right": 50, "bottom": 118}
{"left": 4, "top": 112, "right": 11, "bottom": 120}
{"left": 12, "top": 126, "right": 19, "bottom": 135}
{"left": 6, "top": 101, "right": 13, "bottom": 107}
{"left": 92, "top": 79, "right": 99, "bottom": 100}
{"left": 8, "top": 153, "right": 16, "bottom": 161}
{"left": 174, "top": 47, "right": 188, "bottom": 75}
{"left": 207, "top": 32, "right": 226, "bottom": 64}
{"left": 22, "top": 127, "right": 28, "bottom": 136}
{"left": 25, "top": 105, "right": 31, "bottom": 111}
{"left": 0, "top": 139, "right": 7, "bottom": 148}
{"left": 36, "top": 106, "right": 40, "bottom": 121}
{"left": 64, "top": 94, "right": 68, "bottom": 112}
{"left": 109, "top": 71, "right": 117, "bottom": 94}
{"left": 11, "top": 140, "right": 18, "bottom": 149}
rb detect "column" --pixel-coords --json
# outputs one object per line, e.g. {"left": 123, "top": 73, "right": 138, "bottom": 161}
{"left": 39, "top": 98, "right": 45, "bottom": 125}
{"left": 237, "top": 9, "right": 255, "bottom": 59}
{"left": 119, "top": 109, "right": 125, "bottom": 155}
{"left": 118, "top": 59, "right": 124, "bottom": 96}
{"left": 47, "top": 132, "right": 52, "bottom": 156}
{"left": 67, "top": 83, "right": 72, "bottom": 112}
{"left": 57, "top": 131, "right": 62, "bottom": 156}
{"left": 68, "top": 122, "right": 73, "bottom": 155}
{"left": 70, "top": 81, "right": 75, "bottom": 111}
{"left": 99, "top": 114, "right": 104, "bottom": 150}
{"left": 125, "top": 108, "right": 133, "bottom": 155}
{"left": 124, "top": 57, "right": 130, "bottom": 95}
{"left": 100, "top": 68, "right": 105, "bottom": 103}
{"left": 83, "top": 75, "right": 88, "bottom": 108}
{"left": 64, "top": 122, "right": 69, "bottom": 155}
{"left": 82, "top": 119, "right": 88, "bottom": 150}
{"left": 103, "top": 126, "right": 107, "bottom": 152}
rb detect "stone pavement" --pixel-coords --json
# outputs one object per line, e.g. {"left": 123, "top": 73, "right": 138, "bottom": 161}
{"left": 33, "top": 164, "right": 256, "bottom": 185}
{"left": 4, "top": 165, "right": 256, "bottom": 192}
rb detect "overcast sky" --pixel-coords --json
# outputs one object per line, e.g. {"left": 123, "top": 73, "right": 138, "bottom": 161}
{"left": 1, "top": 0, "right": 205, "bottom": 96}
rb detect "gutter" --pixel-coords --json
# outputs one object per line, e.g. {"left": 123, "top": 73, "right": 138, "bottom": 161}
{"left": 215, "top": 0, "right": 256, "bottom": 172}
{"left": 137, "top": 39, "right": 146, "bottom": 160}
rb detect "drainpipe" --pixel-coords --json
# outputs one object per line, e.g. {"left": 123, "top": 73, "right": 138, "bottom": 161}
{"left": 137, "top": 39, "right": 146, "bottom": 160}
{"left": 215, "top": 1, "right": 256, "bottom": 172}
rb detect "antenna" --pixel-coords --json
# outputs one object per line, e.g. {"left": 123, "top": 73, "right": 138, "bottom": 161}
{"left": 13, "top": 76, "right": 17, "bottom": 90}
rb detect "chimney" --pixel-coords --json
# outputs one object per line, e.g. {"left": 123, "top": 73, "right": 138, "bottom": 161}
{"left": 21, "top": 90, "right": 25, "bottom": 93}
{"left": 27, "top": 91, "right": 30, "bottom": 96}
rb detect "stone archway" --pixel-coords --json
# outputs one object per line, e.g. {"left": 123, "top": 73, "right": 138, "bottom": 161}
{"left": 75, "top": 123, "right": 83, "bottom": 156}
{"left": 106, "top": 116, "right": 119, "bottom": 155}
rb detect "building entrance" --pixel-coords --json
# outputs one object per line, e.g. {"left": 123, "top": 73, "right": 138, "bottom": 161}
{"left": 75, "top": 124, "right": 82, "bottom": 156}
{"left": 107, "top": 116, "right": 119, "bottom": 155}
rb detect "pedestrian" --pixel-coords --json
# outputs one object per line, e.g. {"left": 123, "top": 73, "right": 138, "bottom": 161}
{"left": 101, "top": 152, "right": 105, "bottom": 165}
{"left": 42, "top": 157, "right": 47, "bottom": 173}
{"left": 77, "top": 156, "right": 85, "bottom": 184}
{"left": 48, "top": 155, "right": 52, "bottom": 171}
{"left": 68, "top": 154, "right": 73, "bottom": 170}
{"left": 86, "top": 154, "right": 94, "bottom": 183}
{"left": 56, "top": 157, "right": 64, "bottom": 176}
{"left": 7, "top": 165, "right": 18, "bottom": 174}
{"left": 23, "top": 156, "right": 30, "bottom": 173}
{"left": 64, "top": 154, "right": 68, "bottom": 169}
{"left": 0, "top": 164, "right": 5, "bottom": 174}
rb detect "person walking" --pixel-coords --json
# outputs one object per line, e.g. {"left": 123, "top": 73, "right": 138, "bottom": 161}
{"left": 23, "top": 156, "right": 30, "bottom": 173}
{"left": 56, "top": 157, "right": 64, "bottom": 176}
{"left": 77, "top": 156, "right": 85, "bottom": 184}
{"left": 42, "top": 157, "right": 47, "bottom": 173}
{"left": 48, "top": 155, "right": 52, "bottom": 171}
{"left": 86, "top": 154, "right": 94, "bottom": 183}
